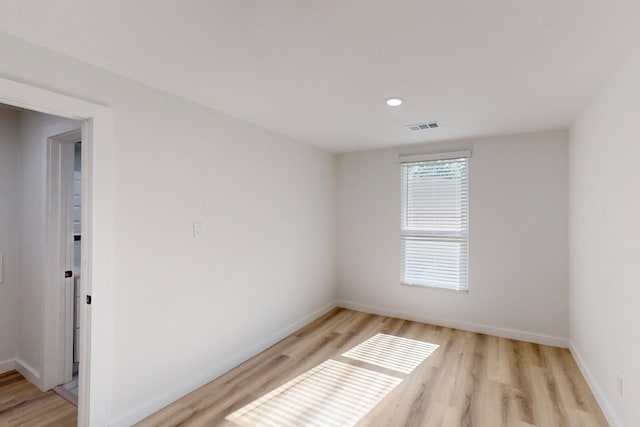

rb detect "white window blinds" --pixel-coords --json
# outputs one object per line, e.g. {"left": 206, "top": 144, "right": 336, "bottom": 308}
{"left": 400, "top": 153, "right": 469, "bottom": 291}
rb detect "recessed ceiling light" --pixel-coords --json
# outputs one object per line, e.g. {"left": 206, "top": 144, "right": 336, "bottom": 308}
{"left": 385, "top": 97, "right": 403, "bottom": 107}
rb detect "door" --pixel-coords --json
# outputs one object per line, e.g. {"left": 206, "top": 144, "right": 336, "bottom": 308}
{"left": 72, "top": 143, "right": 81, "bottom": 374}
{"left": 47, "top": 128, "right": 82, "bottom": 386}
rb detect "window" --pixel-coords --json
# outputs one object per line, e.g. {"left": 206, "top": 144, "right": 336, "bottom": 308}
{"left": 400, "top": 152, "right": 469, "bottom": 291}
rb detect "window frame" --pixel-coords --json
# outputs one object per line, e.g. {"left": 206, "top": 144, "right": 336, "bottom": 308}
{"left": 399, "top": 151, "right": 470, "bottom": 292}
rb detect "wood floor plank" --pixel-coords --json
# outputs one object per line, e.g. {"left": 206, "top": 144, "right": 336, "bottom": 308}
{"left": 137, "top": 308, "right": 608, "bottom": 427}
{"left": 487, "top": 334, "right": 512, "bottom": 385}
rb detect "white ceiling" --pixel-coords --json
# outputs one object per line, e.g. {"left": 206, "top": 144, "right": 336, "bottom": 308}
{"left": 1, "top": 0, "right": 639, "bottom": 152}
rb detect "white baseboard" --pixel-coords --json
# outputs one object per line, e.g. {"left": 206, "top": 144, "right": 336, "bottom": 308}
{"left": 0, "top": 359, "right": 15, "bottom": 374}
{"left": 15, "top": 359, "right": 42, "bottom": 390}
{"left": 109, "top": 301, "right": 338, "bottom": 427}
{"left": 337, "top": 300, "right": 569, "bottom": 348}
{"left": 569, "top": 341, "right": 620, "bottom": 427}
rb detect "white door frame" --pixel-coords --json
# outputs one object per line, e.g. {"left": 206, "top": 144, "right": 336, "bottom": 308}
{"left": 0, "top": 77, "right": 114, "bottom": 427}
{"left": 46, "top": 128, "right": 82, "bottom": 387}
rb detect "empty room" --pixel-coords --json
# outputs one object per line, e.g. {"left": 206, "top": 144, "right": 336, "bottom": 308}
{"left": 0, "top": 1, "right": 639, "bottom": 426}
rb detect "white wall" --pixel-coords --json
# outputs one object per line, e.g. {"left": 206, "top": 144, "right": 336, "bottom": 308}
{"left": 569, "top": 45, "right": 640, "bottom": 427}
{"left": 0, "top": 109, "right": 19, "bottom": 371}
{"left": 0, "top": 32, "right": 337, "bottom": 425}
{"left": 337, "top": 131, "right": 569, "bottom": 344}
{"left": 15, "top": 110, "right": 80, "bottom": 384}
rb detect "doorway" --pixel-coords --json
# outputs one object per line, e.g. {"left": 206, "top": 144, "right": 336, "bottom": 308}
{"left": 0, "top": 75, "right": 115, "bottom": 427}
{"left": 0, "top": 106, "right": 83, "bottom": 424}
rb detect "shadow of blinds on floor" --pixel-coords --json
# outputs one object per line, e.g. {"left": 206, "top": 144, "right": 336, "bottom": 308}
{"left": 342, "top": 333, "right": 440, "bottom": 374}
{"left": 226, "top": 359, "right": 402, "bottom": 427}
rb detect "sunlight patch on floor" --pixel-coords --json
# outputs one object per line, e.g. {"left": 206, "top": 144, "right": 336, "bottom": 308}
{"left": 226, "top": 359, "right": 402, "bottom": 427}
{"left": 341, "top": 333, "right": 439, "bottom": 374}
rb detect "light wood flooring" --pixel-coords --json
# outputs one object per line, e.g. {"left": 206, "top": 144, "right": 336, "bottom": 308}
{"left": 138, "top": 308, "right": 608, "bottom": 427}
{"left": 0, "top": 370, "right": 77, "bottom": 426}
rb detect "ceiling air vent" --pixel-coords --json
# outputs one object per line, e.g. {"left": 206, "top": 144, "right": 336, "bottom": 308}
{"left": 406, "top": 121, "right": 440, "bottom": 131}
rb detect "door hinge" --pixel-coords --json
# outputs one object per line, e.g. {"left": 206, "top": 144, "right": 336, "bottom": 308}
{"left": 86, "top": 295, "right": 92, "bottom": 305}
{"left": 65, "top": 270, "right": 73, "bottom": 278}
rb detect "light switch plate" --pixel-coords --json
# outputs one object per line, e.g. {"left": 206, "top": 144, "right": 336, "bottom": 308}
{"left": 193, "top": 222, "right": 204, "bottom": 239}
{"left": 616, "top": 372, "right": 623, "bottom": 397}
